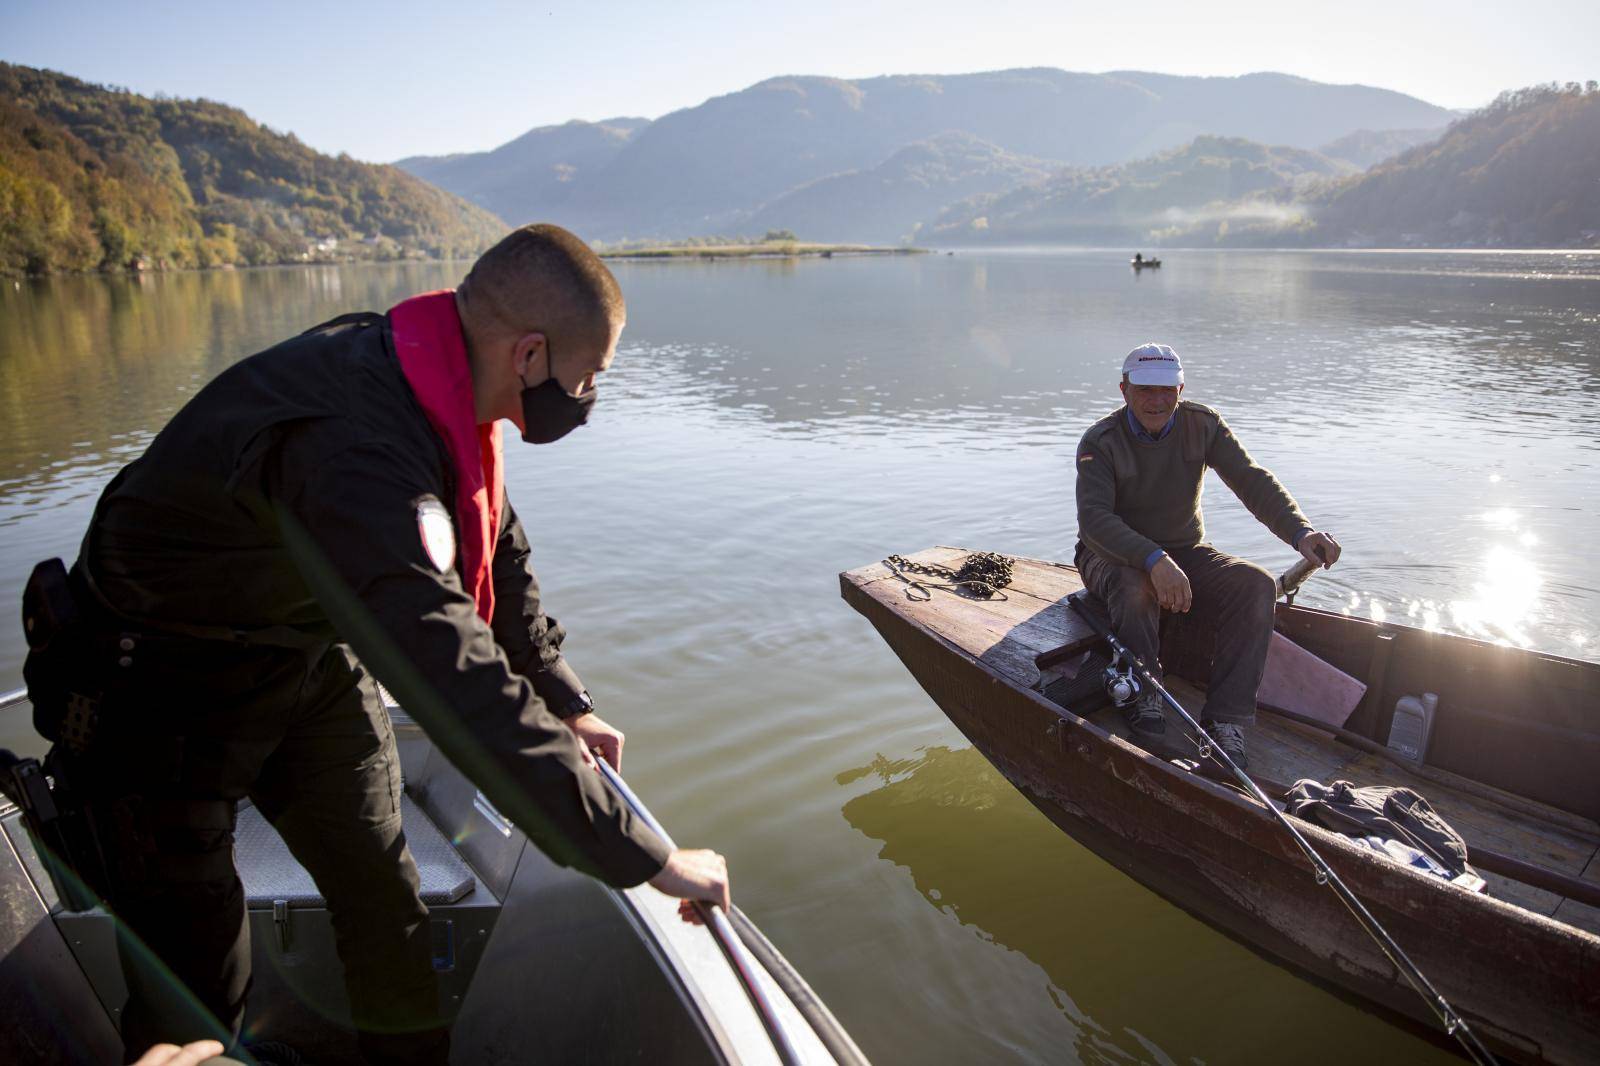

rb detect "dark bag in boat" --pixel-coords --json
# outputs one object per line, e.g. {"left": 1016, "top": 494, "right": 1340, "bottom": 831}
{"left": 1283, "top": 779, "right": 1477, "bottom": 882}
{"left": 22, "top": 557, "right": 78, "bottom": 651}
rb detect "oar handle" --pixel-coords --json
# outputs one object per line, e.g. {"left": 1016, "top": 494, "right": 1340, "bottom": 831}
{"left": 1276, "top": 556, "right": 1320, "bottom": 599}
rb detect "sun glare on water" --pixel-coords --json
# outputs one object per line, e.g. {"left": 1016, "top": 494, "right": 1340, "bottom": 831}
{"left": 1450, "top": 545, "right": 1542, "bottom": 647}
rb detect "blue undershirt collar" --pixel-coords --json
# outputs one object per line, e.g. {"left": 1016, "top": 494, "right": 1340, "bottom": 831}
{"left": 1126, "top": 406, "right": 1176, "bottom": 443}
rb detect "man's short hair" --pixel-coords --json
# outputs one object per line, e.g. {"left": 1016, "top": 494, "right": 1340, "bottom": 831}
{"left": 459, "top": 224, "right": 624, "bottom": 351}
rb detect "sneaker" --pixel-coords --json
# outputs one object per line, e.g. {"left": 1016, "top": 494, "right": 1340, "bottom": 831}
{"left": 1121, "top": 692, "right": 1166, "bottom": 742}
{"left": 242, "top": 1041, "right": 305, "bottom": 1066}
{"left": 1203, "top": 720, "right": 1249, "bottom": 770}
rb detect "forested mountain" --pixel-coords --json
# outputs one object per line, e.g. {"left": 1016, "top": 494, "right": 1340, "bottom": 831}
{"left": 744, "top": 133, "right": 1054, "bottom": 245}
{"left": 395, "top": 117, "right": 647, "bottom": 230}
{"left": 928, "top": 136, "right": 1352, "bottom": 244}
{"left": 1, "top": 64, "right": 505, "bottom": 276}
{"left": 924, "top": 85, "right": 1598, "bottom": 249}
{"left": 1302, "top": 84, "right": 1600, "bottom": 247}
{"left": 398, "top": 68, "right": 1452, "bottom": 240}
{"left": 1317, "top": 126, "right": 1447, "bottom": 169}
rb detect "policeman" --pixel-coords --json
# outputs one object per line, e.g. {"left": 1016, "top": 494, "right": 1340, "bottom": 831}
{"left": 21, "top": 224, "right": 730, "bottom": 1063}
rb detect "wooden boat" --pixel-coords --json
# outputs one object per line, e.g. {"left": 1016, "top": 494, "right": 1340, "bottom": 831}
{"left": 0, "top": 688, "right": 867, "bottom": 1066}
{"left": 841, "top": 547, "right": 1600, "bottom": 1065}
{"left": 1131, "top": 257, "right": 1161, "bottom": 269}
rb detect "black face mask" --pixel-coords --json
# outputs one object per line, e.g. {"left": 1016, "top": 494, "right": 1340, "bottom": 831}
{"left": 519, "top": 376, "right": 596, "bottom": 444}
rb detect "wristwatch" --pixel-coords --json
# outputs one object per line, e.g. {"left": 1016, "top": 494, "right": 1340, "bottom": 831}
{"left": 556, "top": 691, "right": 595, "bottom": 719}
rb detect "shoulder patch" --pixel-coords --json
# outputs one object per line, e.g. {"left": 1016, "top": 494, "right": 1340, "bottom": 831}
{"left": 415, "top": 496, "right": 456, "bottom": 573}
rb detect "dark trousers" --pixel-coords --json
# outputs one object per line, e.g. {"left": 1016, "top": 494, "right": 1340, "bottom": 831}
{"left": 43, "top": 634, "right": 446, "bottom": 1065}
{"left": 1077, "top": 543, "right": 1277, "bottom": 724}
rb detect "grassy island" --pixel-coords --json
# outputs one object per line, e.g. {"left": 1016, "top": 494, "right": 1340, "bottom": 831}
{"left": 597, "top": 236, "right": 926, "bottom": 260}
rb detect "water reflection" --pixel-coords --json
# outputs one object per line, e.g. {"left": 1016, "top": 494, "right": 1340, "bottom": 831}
{"left": 611, "top": 250, "right": 1600, "bottom": 432}
{"left": 836, "top": 745, "right": 1457, "bottom": 1065}
{"left": 0, "top": 262, "right": 469, "bottom": 495}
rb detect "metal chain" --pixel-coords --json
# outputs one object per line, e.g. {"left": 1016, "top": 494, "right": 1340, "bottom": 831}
{"left": 885, "top": 552, "right": 1015, "bottom": 600}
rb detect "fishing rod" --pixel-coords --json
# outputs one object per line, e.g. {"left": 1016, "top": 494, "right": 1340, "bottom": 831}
{"left": 1066, "top": 591, "right": 1498, "bottom": 1066}
{"left": 595, "top": 758, "right": 807, "bottom": 1066}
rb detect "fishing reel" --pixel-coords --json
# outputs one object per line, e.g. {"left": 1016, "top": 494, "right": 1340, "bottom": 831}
{"left": 1102, "top": 654, "right": 1142, "bottom": 707}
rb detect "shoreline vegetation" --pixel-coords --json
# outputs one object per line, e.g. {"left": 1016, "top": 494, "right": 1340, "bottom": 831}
{"left": 1, "top": 63, "right": 504, "bottom": 279}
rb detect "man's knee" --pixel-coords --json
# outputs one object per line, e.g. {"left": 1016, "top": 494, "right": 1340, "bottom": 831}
{"left": 1245, "top": 564, "right": 1276, "bottom": 608}
{"left": 1228, "top": 563, "right": 1278, "bottom": 627}
{"left": 1107, "top": 566, "right": 1159, "bottom": 616}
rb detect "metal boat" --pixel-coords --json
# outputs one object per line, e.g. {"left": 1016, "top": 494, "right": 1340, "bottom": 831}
{"left": 841, "top": 547, "right": 1599, "bottom": 1065}
{"left": 0, "top": 688, "right": 867, "bottom": 1065}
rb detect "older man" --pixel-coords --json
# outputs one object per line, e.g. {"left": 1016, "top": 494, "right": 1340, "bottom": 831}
{"left": 1073, "top": 343, "right": 1340, "bottom": 767}
{"left": 22, "top": 225, "right": 729, "bottom": 1063}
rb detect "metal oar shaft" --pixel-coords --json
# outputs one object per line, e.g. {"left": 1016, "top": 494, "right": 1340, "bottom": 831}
{"left": 596, "top": 759, "right": 805, "bottom": 1066}
{"left": 1068, "top": 597, "right": 1497, "bottom": 1065}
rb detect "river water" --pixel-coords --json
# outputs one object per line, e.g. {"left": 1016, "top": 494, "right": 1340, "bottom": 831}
{"left": 2, "top": 249, "right": 1597, "bottom": 1063}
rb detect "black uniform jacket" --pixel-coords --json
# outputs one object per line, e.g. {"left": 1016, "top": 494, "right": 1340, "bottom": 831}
{"left": 81, "top": 311, "right": 671, "bottom": 887}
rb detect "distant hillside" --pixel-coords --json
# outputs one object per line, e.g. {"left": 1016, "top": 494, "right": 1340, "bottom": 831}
{"left": 1318, "top": 126, "right": 1447, "bottom": 169}
{"left": 743, "top": 132, "right": 1054, "bottom": 245}
{"left": 929, "top": 136, "right": 1352, "bottom": 244}
{"left": 1305, "top": 84, "right": 1600, "bottom": 247}
{"left": 1, "top": 63, "right": 506, "bottom": 276}
{"left": 1151, "top": 84, "right": 1600, "bottom": 248}
{"left": 399, "top": 68, "right": 1452, "bottom": 240}
{"left": 395, "top": 117, "right": 647, "bottom": 231}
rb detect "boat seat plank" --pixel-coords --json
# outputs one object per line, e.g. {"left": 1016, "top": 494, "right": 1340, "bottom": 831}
{"left": 235, "top": 795, "right": 474, "bottom": 907}
{"left": 1553, "top": 852, "right": 1600, "bottom": 935}
{"left": 846, "top": 549, "right": 1092, "bottom": 689}
{"left": 1339, "top": 753, "right": 1599, "bottom": 875}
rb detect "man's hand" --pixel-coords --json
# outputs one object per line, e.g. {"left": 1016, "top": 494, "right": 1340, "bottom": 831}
{"left": 565, "top": 712, "right": 624, "bottom": 771}
{"left": 131, "top": 1041, "right": 226, "bottom": 1066}
{"left": 1150, "top": 555, "right": 1192, "bottom": 612}
{"left": 650, "top": 847, "right": 732, "bottom": 923}
{"left": 1298, "top": 531, "right": 1341, "bottom": 570}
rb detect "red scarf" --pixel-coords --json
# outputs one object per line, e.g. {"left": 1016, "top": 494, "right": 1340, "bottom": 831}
{"left": 388, "top": 290, "right": 503, "bottom": 623}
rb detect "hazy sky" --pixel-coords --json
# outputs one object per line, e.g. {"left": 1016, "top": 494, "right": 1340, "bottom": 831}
{"left": 4, "top": 0, "right": 1594, "bottom": 162}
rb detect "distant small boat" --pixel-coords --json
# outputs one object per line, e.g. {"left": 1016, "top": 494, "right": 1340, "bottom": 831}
{"left": 1131, "top": 257, "right": 1162, "bottom": 269}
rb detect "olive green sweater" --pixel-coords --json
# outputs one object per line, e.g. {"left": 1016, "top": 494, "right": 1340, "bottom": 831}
{"left": 1074, "top": 401, "right": 1312, "bottom": 568}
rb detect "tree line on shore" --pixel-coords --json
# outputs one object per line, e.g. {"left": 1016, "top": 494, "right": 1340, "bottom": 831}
{"left": 0, "top": 64, "right": 504, "bottom": 277}
{"left": 5, "top": 63, "right": 1596, "bottom": 278}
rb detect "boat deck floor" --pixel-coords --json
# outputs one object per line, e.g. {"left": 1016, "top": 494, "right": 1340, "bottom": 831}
{"left": 849, "top": 547, "right": 1600, "bottom": 938}
{"left": 1084, "top": 684, "right": 1600, "bottom": 935}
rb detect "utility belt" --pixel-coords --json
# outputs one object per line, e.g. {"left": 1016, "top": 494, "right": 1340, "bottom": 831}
{"left": 23, "top": 556, "right": 330, "bottom": 750}
{"left": 10, "top": 557, "right": 286, "bottom": 909}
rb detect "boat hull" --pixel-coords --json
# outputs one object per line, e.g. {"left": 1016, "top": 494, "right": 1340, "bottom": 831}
{"left": 844, "top": 569, "right": 1600, "bottom": 1066}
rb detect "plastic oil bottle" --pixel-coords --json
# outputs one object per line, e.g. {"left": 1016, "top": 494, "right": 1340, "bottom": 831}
{"left": 1387, "top": 692, "right": 1439, "bottom": 763}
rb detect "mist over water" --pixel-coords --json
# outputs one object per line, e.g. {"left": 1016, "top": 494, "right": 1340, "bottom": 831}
{"left": 2, "top": 249, "right": 1595, "bottom": 1063}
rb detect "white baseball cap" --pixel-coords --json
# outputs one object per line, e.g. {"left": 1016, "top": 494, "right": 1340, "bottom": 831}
{"left": 1122, "top": 343, "right": 1184, "bottom": 386}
